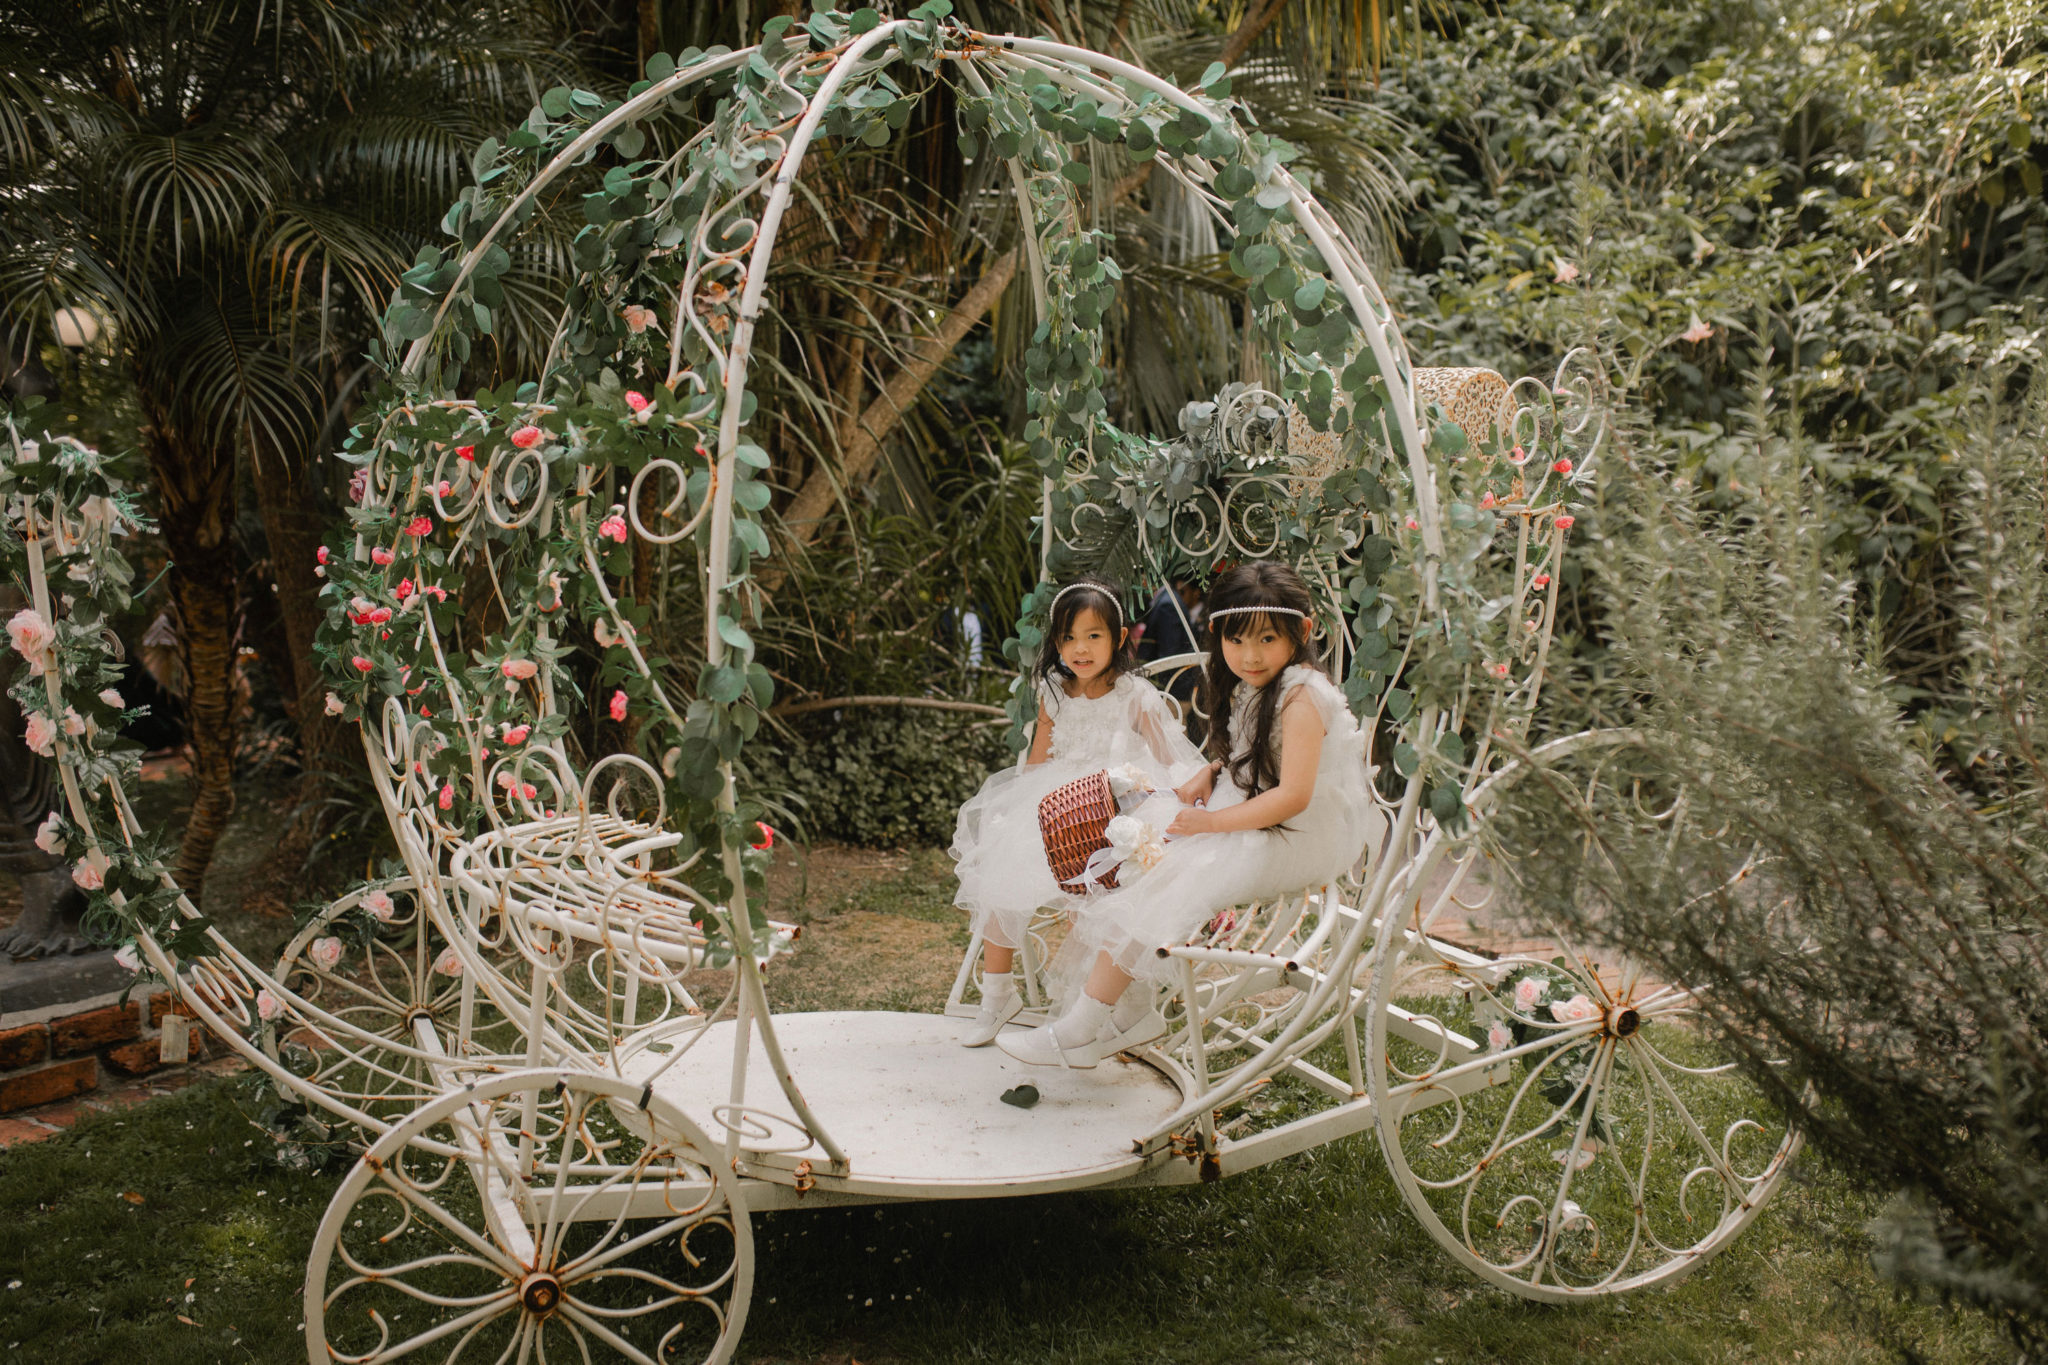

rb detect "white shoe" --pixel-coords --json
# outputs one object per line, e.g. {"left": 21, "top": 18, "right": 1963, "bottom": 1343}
{"left": 998, "top": 1023, "right": 1108, "bottom": 1068}
{"left": 1102, "top": 1007, "right": 1167, "bottom": 1053}
{"left": 960, "top": 992, "right": 1023, "bottom": 1048}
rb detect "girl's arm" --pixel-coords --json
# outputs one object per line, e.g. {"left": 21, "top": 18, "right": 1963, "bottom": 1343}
{"left": 1168, "top": 695, "right": 1323, "bottom": 835}
{"left": 1023, "top": 698, "right": 1054, "bottom": 767}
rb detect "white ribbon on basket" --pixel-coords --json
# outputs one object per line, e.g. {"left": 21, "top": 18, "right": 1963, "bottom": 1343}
{"left": 1066, "top": 810, "right": 1171, "bottom": 891}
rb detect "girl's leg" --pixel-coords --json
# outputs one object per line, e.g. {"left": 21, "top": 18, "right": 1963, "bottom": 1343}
{"left": 983, "top": 940, "right": 1016, "bottom": 975}
{"left": 1082, "top": 951, "right": 1132, "bottom": 1006}
{"left": 962, "top": 924, "right": 1022, "bottom": 1047}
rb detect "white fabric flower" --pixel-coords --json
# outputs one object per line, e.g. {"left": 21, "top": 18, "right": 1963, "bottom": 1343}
{"left": 362, "top": 889, "right": 395, "bottom": 922}
{"left": 71, "top": 860, "right": 102, "bottom": 891}
{"left": 114, "top": 942, "right": 143, "bottom": 972}
{"left": 33, "top": 811, "right": 62, "bottom": 856}
{"left": 98, "top": 688, "right": 123, "bottom": 709}
{"left": 1104, "top": 814, "right": 1145, "bottom": 853}
{"left": 1487, "top": 1020, "right": 1512, "bottom": 1052}
{"left": 23, "top": 712, "right": 56, "bottom": 757}
{"left": 255, "top": 989, "right": 283, "bottom": 1022}
{"left": 61, "top": 708, "right": 84, "bottom": 737}
{"left": 1105, "top": 764, "right": 1151, "bottom": 797}
{"left": 1513, "top": 976, "right": 1544, "bottom": 1010}
{"left": 7, "top": 609, "right": 54, "bottom": 671}
{"left": 433, "top": 946, "right": 464, "bottom": 977}
{"left": 309, "top": 936, "right": 345, "bottom": 970}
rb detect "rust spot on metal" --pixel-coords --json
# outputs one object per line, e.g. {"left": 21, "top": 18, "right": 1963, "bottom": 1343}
{"left": 1612, "top": 1008, "right": 1640, "bottom": 1038}
{"left": 792, "top": 1159, "right": 815, "bottom": 1196}
{"left": 520, "top": 1270, "right": 563, "bottom": 1318}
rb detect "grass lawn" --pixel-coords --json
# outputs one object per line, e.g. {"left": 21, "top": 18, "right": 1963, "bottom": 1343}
{"left": 0, "top": 849, "right": 2007, "bottom": 1363}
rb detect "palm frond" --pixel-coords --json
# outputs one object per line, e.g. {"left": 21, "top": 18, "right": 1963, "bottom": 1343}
{"left": 95, "top": 123, "right": 292, "bottom": 272}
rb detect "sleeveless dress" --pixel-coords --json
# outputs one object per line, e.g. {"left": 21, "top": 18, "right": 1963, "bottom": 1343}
{"left": 1059, "top": 664, "right": 1379, "bottom": 985}
{"left": 950, "top": 672, "right": 1207, "bottom": 953}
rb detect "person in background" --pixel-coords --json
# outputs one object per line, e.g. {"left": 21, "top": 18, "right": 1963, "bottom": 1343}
{"left": 1139, "top": 577, "right": 1205, "bottom": 742}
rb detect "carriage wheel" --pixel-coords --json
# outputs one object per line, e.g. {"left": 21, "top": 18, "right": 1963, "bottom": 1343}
{"left": 275, "top": 879, "right": 522, "bottom": 1134}
{"left": 305, "top": 1068, "right": 751, "bottom": 1364}
{"left": 1365, "top": 919, "right": 1800, "bottom": 1299}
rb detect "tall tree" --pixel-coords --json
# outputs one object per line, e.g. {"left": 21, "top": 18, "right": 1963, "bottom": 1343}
{"left": 0, "top": 0, "right": 586, "bottom": 896}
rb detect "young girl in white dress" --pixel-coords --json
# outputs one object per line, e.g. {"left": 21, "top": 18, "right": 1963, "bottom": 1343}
{"left": 1002, "top": 562, "right": 1378, "bottom": 1068}
{"left": 950, "top": 576, "right": 1209, "bottom": 1047}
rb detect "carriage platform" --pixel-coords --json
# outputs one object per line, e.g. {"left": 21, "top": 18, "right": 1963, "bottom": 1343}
{"left": 619, "top": 1011, "right": 1189, "bottom": 1201}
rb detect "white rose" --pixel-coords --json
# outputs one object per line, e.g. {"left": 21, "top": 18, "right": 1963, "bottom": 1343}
{"left": 362, "top": 889, "right": 395, "bottom": 921}
{"left": 33, "top": 810, "right": 62, "bottom": 856}
{"left": 309, "top": 936, "right": 345, "bottom": 970}
{"left": 113, "top": 942, "right": 143, "bottom": 973}
{"left": 433, "top": 946, "right": 463, "bottom": 977}
{"left": 1104, "top": 814, "right": 1145, "bottom": 852}
{"left": 98, "top": 688, "right": 123, "bottom": 709}
{"left": 61, "top": 708, "right": 84, "bottom": 737}
{"left": 1513, "top": 977, "right": 1544, "bottom": 1010}
{"left": 255, "top": 988, "right": 283, "bottom": 1021}
{"left": 1549, "top": 993, "right": 1599, "bottom": 1025}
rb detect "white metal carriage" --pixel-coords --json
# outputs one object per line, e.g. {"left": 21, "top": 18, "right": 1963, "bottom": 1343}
{"left": 2, "top": 13, "right": 1800, "bottom": 1363}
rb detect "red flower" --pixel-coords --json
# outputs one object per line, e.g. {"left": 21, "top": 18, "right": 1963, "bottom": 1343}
{"left": 368, "top": 607, "right": 392, "bottom": 625}
{"left": 750, "top": 822, "right": 774, "bottom": 850}
{"left": 456, "top": 445, "right": 475, "bottom": 462}
{"left": 438, "top": 784, "right": 455, "bottom": 811}
{"left": 1533, "top": 573, "right": 1552, "bottom": 589}
{"left": 1552, "top": 458, "right": 1573, "bottom": 475}
{"left": 1556, "top": 515, "right": 1576, "bottom": 531}
{"left": 395, "top": 579, "right": 414, "bottom": 601}
{"left": 352, "top": 656, "right": 373, "bottom": 672}
{"left": 316, "top": 545, "right": 329, "bottom": 565}
{"left": 624, "top": 390, "right": 650, "bottom": 413}
{"left": 406, "top": 515, "right": 433, "bottom": 537}
{"left": 609, "top": 689, "right": 629, "bottom": 722}
{"left": 371, "top": 546, "right": 395, "bottom": 566}
{"left": 509, "top": 425, "right": 544, "bottom": 449}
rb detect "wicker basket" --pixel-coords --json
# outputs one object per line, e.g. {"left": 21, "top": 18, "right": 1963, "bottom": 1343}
{"left": 1040, "top": 770, "right": 1120, "bottom": 890}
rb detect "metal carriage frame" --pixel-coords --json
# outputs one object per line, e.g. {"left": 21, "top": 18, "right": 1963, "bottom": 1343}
{"left": 1, "top": 14, "right": 1801, "bottom": 1363}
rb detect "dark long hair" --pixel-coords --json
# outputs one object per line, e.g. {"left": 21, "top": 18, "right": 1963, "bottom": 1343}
{"left": 1035, "top": 576, "right": 1139, "bottom": 697}
{"left": 1204, "top": 563, "right": 1323, "bottom": 797}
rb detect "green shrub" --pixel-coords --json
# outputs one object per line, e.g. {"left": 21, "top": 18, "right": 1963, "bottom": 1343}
{"left": 746, "top": 706, "right": 1012, "bottom": 848}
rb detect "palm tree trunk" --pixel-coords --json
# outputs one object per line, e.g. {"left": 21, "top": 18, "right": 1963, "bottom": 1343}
{"left": 138, "top": 409, "right": 240, "bottom": 903}
{"left": 248, "top": 443, "right": 355, "bottom": 888}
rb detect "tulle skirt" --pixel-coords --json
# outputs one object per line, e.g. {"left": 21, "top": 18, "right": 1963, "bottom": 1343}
{"left": 1057, "top": 763, "right": 1381, "bottom": 988}
{"left": 949, "top": 760, "right": 1094, "bottom": 951}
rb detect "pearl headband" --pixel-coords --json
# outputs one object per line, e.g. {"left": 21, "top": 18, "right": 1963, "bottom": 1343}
{"left": 1208, "top": 605, "right": 1307, "bottom": 620}
{"left": 1050, "top": 581, "right": 1122, "bottom": 628}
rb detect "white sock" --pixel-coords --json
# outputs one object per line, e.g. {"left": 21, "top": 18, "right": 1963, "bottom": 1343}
{"left": 1112, "top": 987, "right": 1152, "bottom": 1032}
{"left": 1052, "top": 993, "right": 1114, "bottom": 1049}
{"left": 981, "top": 971, "right": 1017, "bottom": 1010}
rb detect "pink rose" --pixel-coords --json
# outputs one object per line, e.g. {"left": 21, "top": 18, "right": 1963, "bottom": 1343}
{"left": 1404, "top": 516, "right": 1419, "bottom": 531}
{"left": 7, "top": 608, "right": 55, "bottom": 664}
{"left": 370, "top": 546, "right": 395, "bottom": 566}
{"left": 1533, "top": 573, "right": 1552, "bottom": 589}
{"left": 395, "top": 579, "right": 413, "bottom": 601}
{"left": 624, "top": 390, "right": 650, "bottom": 413}
{"left": 620, "top": 304, "right": 656, "bottom": 334}
{"left": 256, "top": 988, "right": 283, "bottom": 1021}
{"left": 309, "top": 937, "right": 345, "bottom": 970}
{"left": 751, "top": 822, "right": 775, "bottom": 850}
{"left": 500, "top": 659, "right": 539, "bottom": 682}
{"left": 1487, "top": 1021, "right": 1512, "bottom": 1052}
{"left": 1555, "top": 515, "right": 1575, "bottom": 531}
{"left": 1552, "top": 458, "right": 1572, "bottom": 475}
{"left": 509, "top": 425, "right": 544, "bottom": 449}
{"left": 609, "top": 689, "right": 629, "bottom": 722}
{"left": 1479, "top": 491, "right": 1496, "bottom": 509}
{"left": 1509, "top": 445, "right": 1529, "bottom": 466}
{"left": 71, "top": 859, "right": 102, "bottom": 891}
{"left": 352, "top": 656, "right": 374, "bottom": 673}
{"left": 438, "top": 783, "right": 455, "bottom": 811}
{"left": 324, "top": 692, "right": 347, "bottom": 717}
{"left": 406, "top": 515, "right": 433, "bottom": 537}
{"left": 316, "top": 545, "right": 329, "bottom": 565}
{"left": 61, "top": 708, "right": 84, "bottom": 737}
{"left": 433, "top": 947, "right": 463, "bottom": 977}
{"left": 368, "top": 607, "right": 392, "bottom": 625}
{"left": 456, "top": 445, "right": 475, "bottom": 462}
{"left": 436, "top": 481, "right": 452, "bottom": 498}
{"left": 1550, "top": 993, "right": 1599, "bottom": 1024}
{"left": 598, "top": 514, "right": 629, "bottom": 544}
{"left": 349, "top": 469, "right": 369, "bottom": 504}
{"left": 23, "top": 712, "right": 56, "bottom": 756}
{"left": 363, "top": 889, "right": 395, "bottom": 921}
{"left": 1487, "top": 661, "right": 1510, "bottom": 679}
{"left": 34, "top": 811, "right": 62, "bottom": 856}
{"left": 501, "top": 724, "right": 530, "bottom": 745}
{"left": 99, "top": 688, "right": 123, "bottom": 708}
{"left": 1514, "top": 977, "right": 1544, "bottom": 1010}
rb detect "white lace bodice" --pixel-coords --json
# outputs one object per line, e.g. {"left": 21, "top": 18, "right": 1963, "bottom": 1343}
{"left": 1036, "top": 672, "right": 1205, "bottom": 783}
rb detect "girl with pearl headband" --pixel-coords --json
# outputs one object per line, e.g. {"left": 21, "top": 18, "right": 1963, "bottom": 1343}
{"left": 950, "top": 575, "right": 1210, "bottom": 1048}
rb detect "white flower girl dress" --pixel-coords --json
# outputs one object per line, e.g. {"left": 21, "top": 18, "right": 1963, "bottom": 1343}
{"left": 1060, "top": 664, "right": 1379, "bottom": 985}
{"left": 950, "top": 672, "right": 1207, "bottom": 956}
